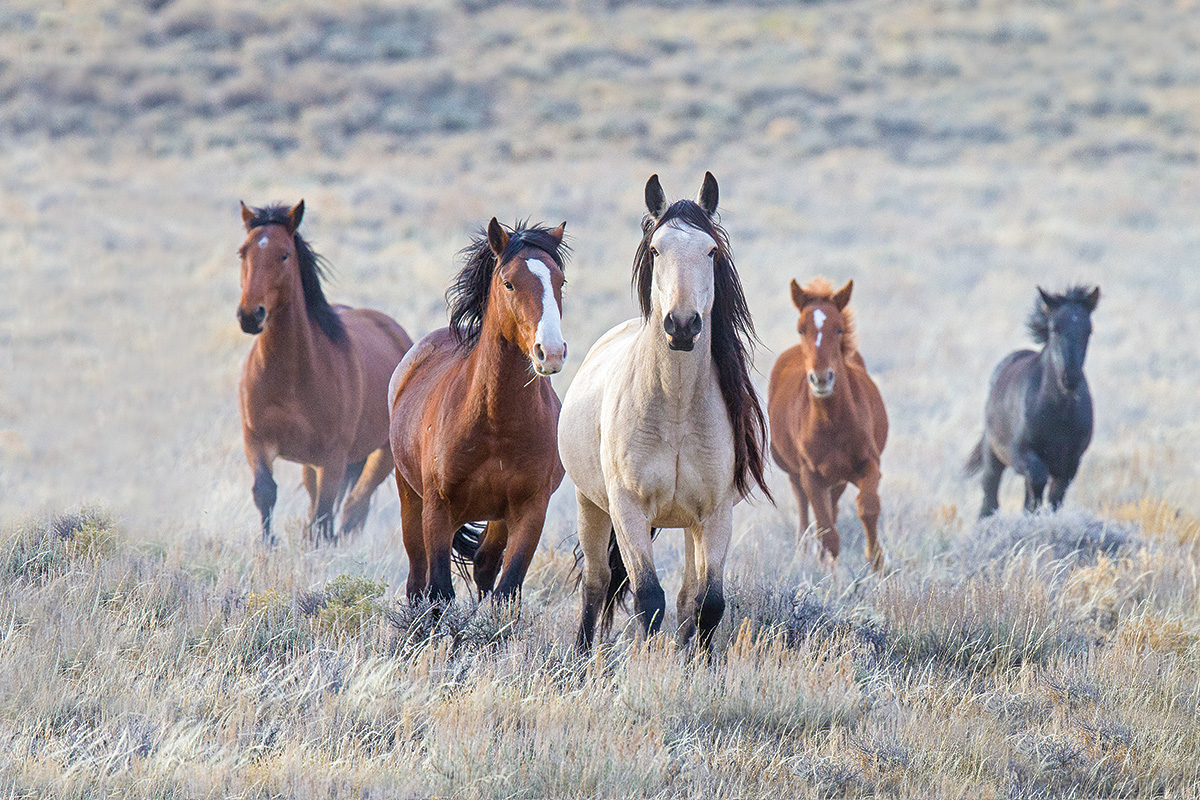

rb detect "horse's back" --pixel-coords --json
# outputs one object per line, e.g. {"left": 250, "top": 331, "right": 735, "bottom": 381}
{"left": 338, "top": 306, "right": 413, "bottom": 459}
{"left": 847, "top": 351, "right": 888, "bottom": 452}
{"left": 388, "top": 328, "right": 460, "bottom": 483}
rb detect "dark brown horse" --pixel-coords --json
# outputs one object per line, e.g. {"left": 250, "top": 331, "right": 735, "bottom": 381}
{"left": 768, "top": 278, "right": 888, "bottom": 571}
{"left": 389, "top": 218, "right": 569, "bottom": 602}
{"left": 237, "top": 200, "right": 413, "bottom": 544}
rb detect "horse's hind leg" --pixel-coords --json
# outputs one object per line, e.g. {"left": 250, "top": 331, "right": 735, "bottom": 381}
{"left": 979, "top": 446, "right": 1004, "bottom": 518}
{"left": 340, "top": 448, "right": 394, "bottom": 536}
{"left": 576, "top": 490, "right": 614, "bottom": 651}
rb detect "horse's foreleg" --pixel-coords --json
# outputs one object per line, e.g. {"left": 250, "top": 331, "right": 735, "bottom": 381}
{"left": 831, "top": 482, "right": 847, "bottom": 526}
{"left": 303, "top": 466, "right": 318, "bottom": 516}
{"left": 493, "top": 502, "right": 546, "bottom": 600}
{"left": 1018, "top": 450, "right": 1049, "bottom": 513}
{"left": 397, "top": 473, "right": 428, "bottom": 600}
{"left": 421, "top": 499, "right": 457, "bottom": 604}
{"left": 690, "top": 502, "right": 733, "bottom": 652}
{"left": 676, "top": 530, "right": 698, "bottom": 647}
{"left": 787, "top": 472, "right": 809, "bottom": 542}
{"left": 312, "top": 461, "right": 348, "bottom": 544}
{"left": 246, "top": 443, "right": 277, "bottom": 546}
{"left": 610, "top": 489, "right": 664, "bottom": 639}
{"left": 473, "top": 520, "right": 508, "bottom": 598}
{"left": 340, "top": 447, "right": 394, "bottom": 536}
{"left": 800, "top": 470, "right": 839, "bottom": 561}
{"left": 856, "top": 463, "right": 885, "bottom": 573}
{"left": 1047, "top": 475, "right": 1070, "bottom": 511}
{"left": 576, "top": 491, "right": 613, "bottom": 652}
{"left": 979, "top": 445, "right": 1004, "bottom": 518}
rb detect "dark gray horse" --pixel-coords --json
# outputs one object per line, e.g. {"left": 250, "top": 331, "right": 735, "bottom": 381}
{"left": 966, "top": 285, "right": 1100, "bottom": 517}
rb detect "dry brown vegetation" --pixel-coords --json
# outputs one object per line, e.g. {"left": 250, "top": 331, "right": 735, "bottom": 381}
{"left": 3, "top": 0, "right": 1200, "bottom": 797}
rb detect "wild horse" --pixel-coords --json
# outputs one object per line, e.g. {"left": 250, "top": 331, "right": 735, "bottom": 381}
{"left": 967, "top": 285, "right": 1100, "bottom": 517}
{"left": 236, "top": 200, "right": 413, "bottom": 544}
{"left": 768, "top": 277, "right": 888, "bottom": 571}
{"left": 559, "top": 172, "right": 770, "bottom": 652}
{"left": 389, "top": 219, "right": 569, "bottom": 603}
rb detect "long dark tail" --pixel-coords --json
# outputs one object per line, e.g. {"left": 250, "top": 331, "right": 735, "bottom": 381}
{"left": 597, "top": 527, "right": 660, "bottom": 636}
{"left": 964, "top": 437, "right": 986, "bottom": 477}
{"left": 450, "top": 522, "right": 486, "bottom": 583}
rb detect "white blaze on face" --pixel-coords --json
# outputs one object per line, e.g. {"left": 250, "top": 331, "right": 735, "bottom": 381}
{"left": 813, "top": 308, "right": 826, "bottom": 347}
{"left": 526, "top": 258, "right": 564, "bottom": 360}
{"left": 258, "top": 236, "right": 269, "bottom": 249}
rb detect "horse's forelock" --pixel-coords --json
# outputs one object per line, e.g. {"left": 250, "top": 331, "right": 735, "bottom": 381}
{"left": 1027, "top": 284, "right": 1098, "bottom": 345}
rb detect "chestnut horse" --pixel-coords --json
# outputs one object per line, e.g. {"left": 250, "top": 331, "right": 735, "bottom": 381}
{"left": 768, "top": 278, "right": 888, "bottom": 571}
{"left": 237, "top": 200, "right": 413, "bottom": 544}
{"left": 389, "top": 219, "right": 569, "bottom": 603}
{"left": 966, "top": 285, "right": 1099, "bottom": 517}
{"left": 560, "top": 172, "right": 770, "bottom": 652}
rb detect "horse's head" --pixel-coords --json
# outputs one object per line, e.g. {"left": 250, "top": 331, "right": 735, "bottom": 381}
{"left": 1033, "top": 285, "right": 1100, "bottom": 392}
{"left": 790, "top": 278, "right": 855, "bottom": 399}
{"left": 486, "top": 217, "right": 568, "bottom": 376}
{"left": 236, "top": 200, "right": 305, "bottom": 335}
{"left": 637, "top": 172, "right": 724, "bottom": 352}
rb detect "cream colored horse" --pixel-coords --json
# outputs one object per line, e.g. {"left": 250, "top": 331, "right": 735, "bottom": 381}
{"left": 559, "top": 172, "right": 770, "bottom": 651}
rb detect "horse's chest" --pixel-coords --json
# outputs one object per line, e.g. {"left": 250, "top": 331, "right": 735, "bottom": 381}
{"left": 611, "top": 412, "right": 733, "bottom": 525}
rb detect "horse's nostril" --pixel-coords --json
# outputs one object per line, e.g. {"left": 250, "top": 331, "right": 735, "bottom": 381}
{"left": 663, "top": 314, "right": 677, "bottom": 336}
{"left": 534, "top": 343, "right": 546, "bottom": 362}
{"left": 562, "top": 342, "right": 568, "bottom": 359}
{"left": 254, "top": 306, "right": 267, "bottom": 323}
{"left": 826, "top": 370, "right": 835, "bottom": 382}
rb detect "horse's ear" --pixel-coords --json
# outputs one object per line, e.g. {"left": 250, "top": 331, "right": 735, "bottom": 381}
{"left": 286, "top": 199, "right": 305, "bottom": 234}
{"left": 548, "top": 221, "right": 566, "bottom": 246}
{"left": 1084, "top": 286, "right": 1101, "bottom": 311}
{"left": 1037, "top": 286, "right": 1060, "bottom": 310}
{"left": 240, "top": 201, "right": 255, "bottom": 230}
{"left": 487, "top": 217, "right": 509, "bottom": 257}
{"left": 832, "top": 279, "right": 853, "bottom": 311}
{"left": 645, "top": 174, "right": 667, "bottom": 218}
{"left": 790, "top": 279, "right": 809, "bottom": 310}
{"left": 696, "top": 171, "right": 718, "bottom": 216}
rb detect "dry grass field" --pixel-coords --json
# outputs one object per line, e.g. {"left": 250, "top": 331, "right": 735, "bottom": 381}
{"left": 3, "top": 0, "right": 1200, "bottom": 796}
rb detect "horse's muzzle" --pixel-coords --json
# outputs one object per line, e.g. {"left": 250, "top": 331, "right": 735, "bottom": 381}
{"left": 808, "top": 369, "right": 836, "bottom": 398}
{"left": 238, "top": 305, "right": 267, "bottom": 334}
{"left": 664, "top": 311, "right": 702, "bottom": 351}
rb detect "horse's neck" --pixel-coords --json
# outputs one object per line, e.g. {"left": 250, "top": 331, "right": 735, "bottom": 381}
{"left": 1033, "top": 349, "right": 1074, "bottom": 407}
{"left": 633, "top": 315, "right": 713, "bottom": 408}
{"left": 464, "top": 327, "right": 546, "bottom": 420}
{"left": 253, "top": 295, "right": 328, "bottom": 391}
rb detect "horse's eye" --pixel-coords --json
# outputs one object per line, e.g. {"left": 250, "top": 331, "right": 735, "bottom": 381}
{"left": 708, "top": 247, "right": 717, "bottom": 258}
{"left": 281, "top": 252, "right": 289, "bottom": 261}
{"left": 504, "top": 281, "right": 514, "bottom": 291}
{"left": 837, "top": 327, "right": 844, "bottom": 335}
{"left": 649, "top": 247, "right": 659, "bottom": 257}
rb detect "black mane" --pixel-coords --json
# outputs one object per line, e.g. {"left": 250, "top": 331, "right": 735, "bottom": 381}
{"left": 632, "top": 200, "right": 771, "bottom": 501}
{"left": 448, "top": 221, "right": 570, "bottom": 352}
{"left": 1027, "top": 285, "right": 1098, "bottom": 344}
{"left": 245, "top": 203, "right": 346, "bottom": 344}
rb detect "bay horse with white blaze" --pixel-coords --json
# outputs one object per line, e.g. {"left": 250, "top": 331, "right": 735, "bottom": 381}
{"left": 559, "top": 172, "right": 770, "bottom": 652}
{"left": 389, "top": 219, "right": 569, "bottom": 603}
{"left": 768, "top": 278, "right": 888, "bottom": 571}
{"left": 237, "top": 200, "right": 413, "bottom": 544}
{"left": 967, "top": 285, "right": 1099, "bottom": 517}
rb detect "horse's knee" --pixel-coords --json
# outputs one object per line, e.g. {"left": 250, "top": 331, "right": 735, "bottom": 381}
{"left": 252, "top": 469, "right": 277, "bottom": 516}
{"left": 633, "top": 578, "right": 666, "bottom": 636}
